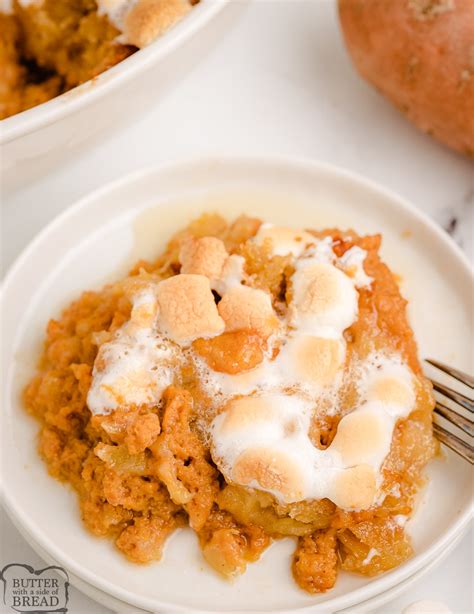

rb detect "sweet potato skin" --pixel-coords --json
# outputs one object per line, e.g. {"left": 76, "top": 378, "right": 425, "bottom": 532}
{"left": 338, "top": 0, "right": 474, "bottom": 157}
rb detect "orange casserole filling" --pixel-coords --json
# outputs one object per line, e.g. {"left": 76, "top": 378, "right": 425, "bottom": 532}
{"left": 24, "top": 213, "right": 436, "bottom": 593}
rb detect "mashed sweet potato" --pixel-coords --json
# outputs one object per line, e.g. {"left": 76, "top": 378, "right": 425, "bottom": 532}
{"left": 24, "top": 213, "right": 436, "bottom": 592}
{"left": 0, "top": 2, "right": 134, "bottom": 119}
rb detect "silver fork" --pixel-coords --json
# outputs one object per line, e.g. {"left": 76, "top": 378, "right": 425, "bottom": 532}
{"left": 425, "top": 358, "right": 474, "bottom": 464}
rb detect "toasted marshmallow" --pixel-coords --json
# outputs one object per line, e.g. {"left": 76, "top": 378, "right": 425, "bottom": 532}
{"left": 156, "top": 274, "right": 225, "bottom": 345}
{"left": 98, "top": 0, "right": 191, "bottom": 48}
{"left": 338, "top": 246, "right": 373, "bottom": 288}
{"left": 367, "top": 373, "right": 415, "bottom": 413}
{"left": 212, "top": 393, "right": 309, "bottom": 446}
{"left": 193, "top": 227, "right": 412, "bottom": 511}
{"left": 87, "top": 288, "right": 179, "bottom": 415}
{"left": 330, "top": 405, "right": 394, "bottom": 466}
{"left": 369, "top": 376, "right": 414, "bottom": 408}
{"left": 218, "top": 396, "right": 279, "bottom": 435}
{"left": 290, "top": 261, "right": 359, "bottom": 337}
{"left": 361, "top": 356, "right": 416, "bottom": 417}
{"left": 178, "top": 236, "right": 245, "bottom": 296}
{"left": 218, "top": 285, "right": 279, "bottom": 339}
{"left": 211, "top": 391, "right": 383, "bottom": 508}
{"left": 125, "top": 0, "right": 191, "bottom": 46}
{"left": 277, "top": 335, "right": 345, "bottom": 389}
{"left": 330, "top": 465, "right": 377, "bottom": 510}
{"left": 179, "top": 236, "right": 229, "bottom": 280}
{"left": 233, "top": 447, "right": 306, "bottom": 501}
{"left": 209, "top": 354, "right": 415, "bottom": 509}
{"left": 253, "top": 224, "right": 317, "bottom": 257}
{"left": 212, "top": 393, "right": 313, "bottom": 503}
{"left": 195, "top": 358, "right": 272, "bottom": 399}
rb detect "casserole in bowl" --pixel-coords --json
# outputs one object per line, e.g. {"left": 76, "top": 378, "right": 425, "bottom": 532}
{"left": 0, "top": 1, "right": 229, "bottom": 185}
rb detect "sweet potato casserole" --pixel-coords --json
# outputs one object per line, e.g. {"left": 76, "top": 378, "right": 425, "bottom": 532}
{"left": 24, "top": 214, "right": 437, "bottom": 593}
{"left": 0, "top": 0, "right": 197, "bottom": 119}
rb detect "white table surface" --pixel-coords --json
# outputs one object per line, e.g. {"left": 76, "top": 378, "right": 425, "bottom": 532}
{"left": 1, "top": 1, "right": 472, "bottom": 613}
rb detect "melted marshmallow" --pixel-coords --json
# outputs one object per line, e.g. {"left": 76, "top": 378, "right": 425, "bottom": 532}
{"left": 212, "top": 254, "right": 245, "bottom": 296}
{"left": 194, "top": 329, "right": 345, "bottom": 402}
{"left": 87, "top": 272, "right": 225, "bottom": 414}
{"left": 253, "top": 223, "right": 317, "bottom": 257}
{"left": 359, "top": 354, "right": 416, "bottom": 412}
{"left": 195, "top": 234, "right": 358, "bottom": 405}
{"left": 206, "top": 227, "right": 416, "bottom": 510}
{"left": 274, "top": 335, "right": 346, "bottom": 391}
{"left": 212, "top": 356, "right": 415, "bottom": 508}
{"left": 290, "top": 259, "right": 359, "bottom": 338}
{"left": 87, "top": 289, "right": 180, "bottom": 415}
{"left": 86, "top": 222, "right": 409, "bottom": 512}
{"left": 338, "top": 246, "right": 373, "bottom": 288}
{"left": 362, "top": 548, "right": 380, "bottom": 565}
{"left": 212, "top": 394, "right": 316, "bottom": 502}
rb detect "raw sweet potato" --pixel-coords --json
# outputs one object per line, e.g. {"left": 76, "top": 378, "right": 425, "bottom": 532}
{"left": 338, "top": 0, "right": 474, "bottom": 156}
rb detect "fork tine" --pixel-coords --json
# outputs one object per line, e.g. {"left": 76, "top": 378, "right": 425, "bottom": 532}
{"left": 431, "top": 380, "right": 474, "bottom": 413}
{"left": 434, "top": 401, "right": 474, "bottom": 437}
{"left": 425, "top": 358, "right": 474, "bottom": 389}
{"left": 433, "top": 423, "right": 474, "bottom": 464}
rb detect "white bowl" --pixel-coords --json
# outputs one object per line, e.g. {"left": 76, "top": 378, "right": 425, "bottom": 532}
{"left": 0, "top": 0, "right": 231, "bottom": 190}
{"left": 1, "top": 157, "right": 473, "bottom": 613}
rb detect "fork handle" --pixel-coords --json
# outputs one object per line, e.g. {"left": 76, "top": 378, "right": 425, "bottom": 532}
{"left": 433, "top": 423, "right": 474, "bottom": 464}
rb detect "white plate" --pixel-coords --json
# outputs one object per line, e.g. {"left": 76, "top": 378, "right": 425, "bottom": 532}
{"left": 10, "top": 513, "right": 469, "bottom": 614}
{"left": 1, "top": 157, "right": 473, "bottom": 613}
